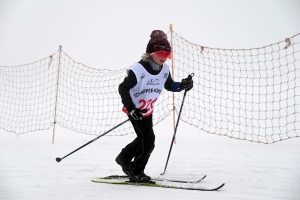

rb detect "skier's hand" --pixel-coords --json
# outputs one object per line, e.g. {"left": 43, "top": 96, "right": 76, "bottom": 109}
{"left": 129, "top": 108, "right": 147, "bottom": 121}
{"left": 180, "top": 75, "right": 193, "bottom": 91}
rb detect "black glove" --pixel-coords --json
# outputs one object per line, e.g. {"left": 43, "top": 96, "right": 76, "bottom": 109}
{"left": 129, "top": 108, "right": 147, "bottom": 121}
{"left": 180, "top": 75, "right": 193, "bottom": 91}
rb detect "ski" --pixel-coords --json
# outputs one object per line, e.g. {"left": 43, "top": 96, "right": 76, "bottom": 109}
{"left": 91, "top": 178, "right": 225, "bottom": 191}
{"left": 96, "top": 174, "right": 207, "bottom": 184}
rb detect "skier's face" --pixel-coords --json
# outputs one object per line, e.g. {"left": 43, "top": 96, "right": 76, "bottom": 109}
{"left": 151, "top": 53, "right": 167, "bottom": 65}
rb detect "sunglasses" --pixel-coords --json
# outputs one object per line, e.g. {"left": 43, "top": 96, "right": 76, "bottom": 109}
{"left": 152, "top": 45, "right": 172, "bottom": 59}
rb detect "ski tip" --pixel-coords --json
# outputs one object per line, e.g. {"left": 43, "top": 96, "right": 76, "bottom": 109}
{"left": 195, "top": 175, "right": 207, "bottom": 183}
{"left": 216, "top": 183, "right": 225, "bottom": 190}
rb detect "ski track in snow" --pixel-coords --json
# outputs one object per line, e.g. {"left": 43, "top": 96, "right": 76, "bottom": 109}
{"left": 0, "top": 118, "right": 299, "bottom": 200}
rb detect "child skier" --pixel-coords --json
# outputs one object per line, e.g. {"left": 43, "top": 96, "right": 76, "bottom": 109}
{"left": 116, "top": 30, "right": 193, "bottom": 183}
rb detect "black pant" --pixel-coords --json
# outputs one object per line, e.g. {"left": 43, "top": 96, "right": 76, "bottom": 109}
{"left": 120, "top": 114, "right": 155, "bottom": 173}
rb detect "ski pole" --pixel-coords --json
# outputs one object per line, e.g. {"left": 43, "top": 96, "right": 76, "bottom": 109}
{"left": 161, "top": 73, "right": 194, "bottom": 175}
{"left": 56, "top": 119, "right": 130, "bottom": 163}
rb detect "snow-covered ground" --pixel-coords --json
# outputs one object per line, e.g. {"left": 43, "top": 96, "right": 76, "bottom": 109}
{"left": 1, "top": 116, "right": 299, "bottom": 200}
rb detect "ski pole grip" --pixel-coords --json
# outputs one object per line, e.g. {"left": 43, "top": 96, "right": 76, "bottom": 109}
{"left": 188, "top": 73, "right": 194, "bottom": 80}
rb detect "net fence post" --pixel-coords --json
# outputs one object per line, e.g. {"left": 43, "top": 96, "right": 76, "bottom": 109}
{"left": 52, "top": 45, "right": 62, "bottom": 144}
{"left": 170, "top": 24, "right": 177, "bottom": 144}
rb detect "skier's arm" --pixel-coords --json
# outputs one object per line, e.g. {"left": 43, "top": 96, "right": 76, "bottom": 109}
{"left": 118, "top": 70, "right": 137, "bottom": 112}
{"left": 164, "top": 72, "right": 182, "bottom": 92}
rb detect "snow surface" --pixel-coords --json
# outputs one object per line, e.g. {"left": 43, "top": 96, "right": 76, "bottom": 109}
{"left": 1, "top": 116, "right": 299, "bottom": 200}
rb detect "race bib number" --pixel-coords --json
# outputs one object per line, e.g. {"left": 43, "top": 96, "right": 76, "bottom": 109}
{"left": 138, "top": 98, "right": 158, "bottom": 112}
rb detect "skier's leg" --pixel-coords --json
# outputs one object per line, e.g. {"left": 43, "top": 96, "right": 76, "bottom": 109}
{"left": 129, "top": 115, "right": 155, "bottom": 182}
{"left": 116, "top": 118, "right": 140, "bottom": 175}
